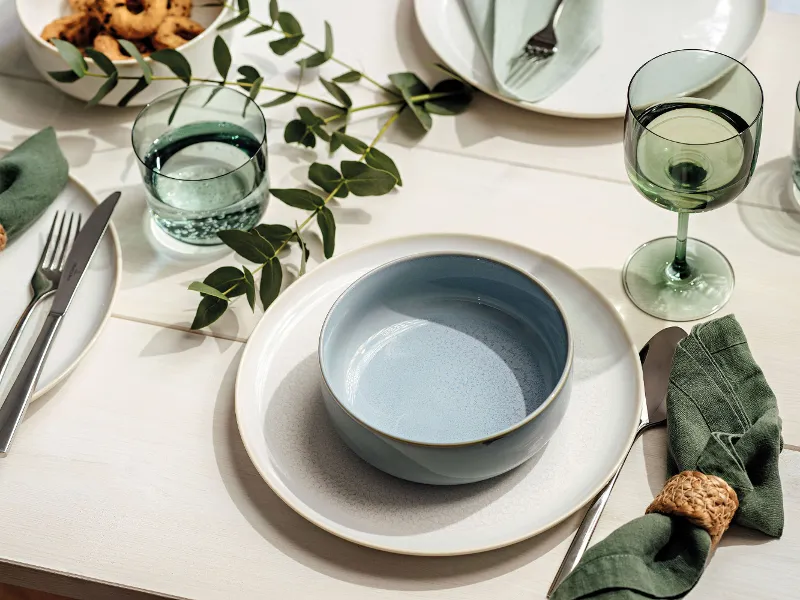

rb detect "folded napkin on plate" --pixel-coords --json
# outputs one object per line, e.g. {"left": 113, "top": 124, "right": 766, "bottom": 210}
{"left": 0, "top": 127, "right": 69, "bottom": 252}
{"left": 462, "top": 0, "right": 602, "bottom": 102}
{"left": 552, "top": 315, "right": 784, "bottom": 600}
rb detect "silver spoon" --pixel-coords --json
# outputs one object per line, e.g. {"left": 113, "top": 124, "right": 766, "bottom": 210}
{"left": 547, "top": 326, "right": 688, "bottom": 597}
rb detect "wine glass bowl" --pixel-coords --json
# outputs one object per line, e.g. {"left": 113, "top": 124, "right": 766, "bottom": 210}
{"left": 622, "top": 49, "right": 763, "bottom": 321}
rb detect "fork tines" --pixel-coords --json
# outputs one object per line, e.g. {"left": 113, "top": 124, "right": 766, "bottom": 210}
{"left": 40, "top": 211, "right": 82, "bottom": 271}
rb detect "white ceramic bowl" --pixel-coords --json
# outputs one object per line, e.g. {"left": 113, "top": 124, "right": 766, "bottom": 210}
{"left": 17, "top": 0, "right": 233, "bottom": 106}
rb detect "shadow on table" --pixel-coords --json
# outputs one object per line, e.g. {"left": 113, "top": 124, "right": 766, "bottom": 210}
{"left": 738, "top": 157, "right": 800, "bottom": 256}
{"left": 212, "top": 354, "right": 577, "bottom": 591}
{"left": 391, "top": 0, "right": 623, "bottom": 153}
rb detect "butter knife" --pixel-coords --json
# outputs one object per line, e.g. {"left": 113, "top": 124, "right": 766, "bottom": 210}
{"left": 0, "top": 191, "right": 120, "bottom": 456}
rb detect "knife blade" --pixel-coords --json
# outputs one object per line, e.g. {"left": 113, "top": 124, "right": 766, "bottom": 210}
{"left": 51, "top": 191, "right": 120, "bottom": 315}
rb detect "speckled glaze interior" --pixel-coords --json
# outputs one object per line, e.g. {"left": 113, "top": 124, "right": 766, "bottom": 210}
{"left": 319, "top": 253, "right": 570, "bottom": 445}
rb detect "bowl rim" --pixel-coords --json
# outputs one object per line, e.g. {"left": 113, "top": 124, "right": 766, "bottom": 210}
{"left": 16, "top": 0, "right": 231, "bottom": 66}
{"left": 317, "top": 250, "right": 574, "bottom": 448}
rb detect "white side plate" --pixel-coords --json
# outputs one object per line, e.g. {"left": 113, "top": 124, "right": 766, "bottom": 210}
{"left": 415, "top": 0, "right": 765, "bottom": 118}
{"left": 236, "top": 234, "right": 643, "bottom": 555}
{"left": 0, "top": 160, "right": 121, "bottom": 400}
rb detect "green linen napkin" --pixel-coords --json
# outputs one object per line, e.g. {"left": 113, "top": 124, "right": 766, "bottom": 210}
{"left": 552, "top": 315, "right": 784, "bottom": 600}
{"left": 462, "top": 0, "right": 602, "bottom": 102}
{"left": 0, "top": 127, "right": 69, "bottom": 252}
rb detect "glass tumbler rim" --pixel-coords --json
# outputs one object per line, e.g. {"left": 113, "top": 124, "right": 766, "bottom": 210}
{"left": 130, "top": 83, "right": 267, "bottom": 184}
{"left": 626, "top": 48, "right": 764, "bottom": 148}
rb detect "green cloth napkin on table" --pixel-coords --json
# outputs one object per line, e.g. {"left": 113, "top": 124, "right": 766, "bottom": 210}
{"left": 0, "top": 127, "right": 69, "bottom": 252}
{"left": 462, "top": 0, "right": 602, "bottom": 102}
{"left": 552, "top": 315, "right": 784, "bottom": 600}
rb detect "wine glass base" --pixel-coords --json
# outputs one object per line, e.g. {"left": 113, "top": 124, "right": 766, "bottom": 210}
{"left": 622, "top": 236, "right": 734, "bottom": 322}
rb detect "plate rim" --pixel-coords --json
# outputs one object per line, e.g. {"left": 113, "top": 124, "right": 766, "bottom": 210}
{"left": 235, "top": 233, "right": 644, "bottom": 556}
{"left": 0, "top": 146, "right": 123, "bottom": 400}
{"left": 413, "top": 0, "right": 767, "bottom": 120}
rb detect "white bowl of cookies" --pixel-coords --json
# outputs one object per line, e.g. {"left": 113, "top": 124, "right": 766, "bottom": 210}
{"left": 17, "top": 0, "right": 233, "bottom": 106}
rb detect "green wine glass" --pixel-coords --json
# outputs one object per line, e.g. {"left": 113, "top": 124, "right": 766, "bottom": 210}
{"left": 623, "top": 49, "right": 763, "bottom": 321}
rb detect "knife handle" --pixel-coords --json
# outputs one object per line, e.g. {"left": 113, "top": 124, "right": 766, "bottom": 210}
{"left": 0, "top": 312, "right": 63, "bottom": 457}
{"left": 547, "top": 423, "right": 645, "bottom": 597}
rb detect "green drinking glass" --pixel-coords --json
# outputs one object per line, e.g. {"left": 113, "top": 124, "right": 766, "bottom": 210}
{"left": 623, "top": 49, "right": 763, "bottom": 321}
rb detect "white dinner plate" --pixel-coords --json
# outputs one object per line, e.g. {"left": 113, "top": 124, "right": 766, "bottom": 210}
{"left": 0, "top": 158, "right": 120, "bottom": 400}
{"left": 414, "top": 0, "right": 765, "bottom": 119}
{"left": 236, "top": 234, "right": 644, "bottom": 555}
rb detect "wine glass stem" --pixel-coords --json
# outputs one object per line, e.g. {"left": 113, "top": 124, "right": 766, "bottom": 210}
{"left": 669, "top": 212, "right": 692, "bottom": 280}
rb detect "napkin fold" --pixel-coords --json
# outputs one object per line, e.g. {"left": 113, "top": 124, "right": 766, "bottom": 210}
{"left": 0, "top": 127, "right": 69, "bottom": 252}
{"left": 552, "top": 315, "right": 784, "bottom": 600}
{"left": 462, "top": 0, "right": 602, "bottom": 102}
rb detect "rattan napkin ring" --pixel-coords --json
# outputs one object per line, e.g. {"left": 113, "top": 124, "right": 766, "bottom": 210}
{"left": 0, "top": 223, "right": 6, "bottom": 252}
{"left": 646, "top": 470, "right": 739, "bottom": 547}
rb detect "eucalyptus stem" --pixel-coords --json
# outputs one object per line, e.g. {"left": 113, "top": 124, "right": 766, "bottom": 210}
{"left": 225, "top": 2, "right": 400, "bottom": 97}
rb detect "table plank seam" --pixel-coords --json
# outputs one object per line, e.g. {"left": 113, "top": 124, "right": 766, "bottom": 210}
{"left": 109, "top": 313, "right": 247, "bottom": 343}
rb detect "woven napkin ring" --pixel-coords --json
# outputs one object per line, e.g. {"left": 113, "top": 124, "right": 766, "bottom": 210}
{"left": 0, "top": 223, "right": 6, "bottom": 252}
{"left": 646, "top": 470, "right": 739, "bottom": 548}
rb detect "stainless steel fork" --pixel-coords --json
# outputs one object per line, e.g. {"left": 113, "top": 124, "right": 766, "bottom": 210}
{"left": 507, "top": 0, "right": 566, "bottom": 84}
{"left": 0, "top": 211, "right": 82, "bottom": 385}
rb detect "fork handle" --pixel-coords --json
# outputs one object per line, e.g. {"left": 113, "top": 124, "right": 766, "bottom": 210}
{"left": 0, "top": 298, "right": 40, "bottom": 385}
{"left": 0, "top": 312, "right": 63, "bottom": 457}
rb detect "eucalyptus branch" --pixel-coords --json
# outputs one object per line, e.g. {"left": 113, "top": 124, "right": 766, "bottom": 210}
{"left": 44, "top": 0, "right": 474, "bottom": 330}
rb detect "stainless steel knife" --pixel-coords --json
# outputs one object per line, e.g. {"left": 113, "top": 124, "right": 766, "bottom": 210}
{"left": 0, "top": 191, "right": 120, "bottom": 456}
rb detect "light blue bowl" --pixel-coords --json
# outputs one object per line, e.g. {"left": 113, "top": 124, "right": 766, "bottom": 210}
{"left": 319, "top": 253, "right": 573, "bottom": 485}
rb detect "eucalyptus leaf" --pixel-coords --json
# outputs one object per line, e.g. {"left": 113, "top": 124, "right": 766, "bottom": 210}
{"left": 296, "top": 51, "right": 327, "bottom": 68}
{"left": 118, "top": 40, "right": 152, "bottom": 82}
{"left": 295, "top": 227, "right": 308, "bottom": 276}
{"left": 332, "top": 70, "right": 361, "bottom": 84}
{"left": 213, "top": 35, "right": 232, "bottom": 80}
{"left": 309, "top": 162, "right": 347, "bottom": 198}
{"left": 269, "top": 0, "right": 279, "bottom": 22}
{"left": 284, "top": 119, "right": 315, "bottom": 147}
{"left": 237, "top": 65, "right": 261, "bottom": 84}
{"left": 424, "top": 79, "right": 473, "bottom": 115}
{"left": 191, "top": 296, "right": 227, "bottom": 329}
{"left": 297, "top": 106, "right": 324, "bottom": 126}
{"left": 204, "top": 266, "right": 247, "bottom": 297}
{"left": 341, "top": 161, "right": 397, "bottom": 196}
{"left": 270, "top": 36, "right": 303, "bottom": 56}
{"left": 151, "top": 49, "right": 191, "bottom": 84}
{"left": 261, "top": 92, "right": 295, "bottom": 108}
{"left": 260, "top": 258, "right": 283, "bottom": 310}
{"left": 252, "top": 223, "right": 293, "bottom": 245}
{"left": 202, "top": 85, "right": 225, "bottom": 107}
{"left": 329, "top": 125, "right": 345, "bottom": 153}
{"left": 331, "top": 132, "right": 367, "bottom": 154}
{"left": 278, "top": 11, "right": 302, "bottom": 35}
{"left": 317, "top": 206, "right": 336, "bottom": 259}
{"left": 86, "top": 72, "right": 118, "bottom": 107}
{"left": 188, "top": 281, "right": 230, "bottom": 301}
{"left": 84, "top": 48, "right": 116, "bottom": 76}
{"left": 167, "top": 86, "right": 190, "bottom": 125}
{"left": 248, "top": 76, "right": 263, "bottom": 101}
{"left": 117, "top": 76, "right": 149, "bottom": 107}
{"left": 366, "top": 147, "right": 402, "bottom": 186}
{"left": 52, "top": 39, "right": 86, "bottom": 76}
{"left": 320, "top": 78, "right": 351, "bottom": 108}
{"left": 324, "top": 21, "right": 333, "bottom": 58}
{"left": 388, "top": 72, "right": 432, "bottom": 131}
{"left": 243, "top": 266, "right": 256, "bottom": 310}
{"left": 217, "top": 229, "right": 275, "bottom": 263}
{"left": 237, "top": 0, "right": 249, "bottom": 10}
{"left": 219, "top": 5, "right": 250, "bottom": 31}
{"left": 49, "top": 70, "right": 82, "bottom": 83}
{"left": 246, "top": 24, "right": 272, "bottom": 36}
{"left": 270, "top": 188, "right": 324, "bottom": 210}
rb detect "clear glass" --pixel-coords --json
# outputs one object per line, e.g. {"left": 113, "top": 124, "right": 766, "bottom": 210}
{"left": 132, "top": 85, "right": 270, "bottom": 246}
{"left": 623, "top": 49, "right": 763, "bottom": 321}
{"left": 793, "top": 81, "right": 800, "bottom": 204}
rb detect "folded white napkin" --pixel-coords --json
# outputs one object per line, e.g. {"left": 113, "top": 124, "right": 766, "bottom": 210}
{"left": 462, "top": 0, "right": 603, "bottom": 102}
